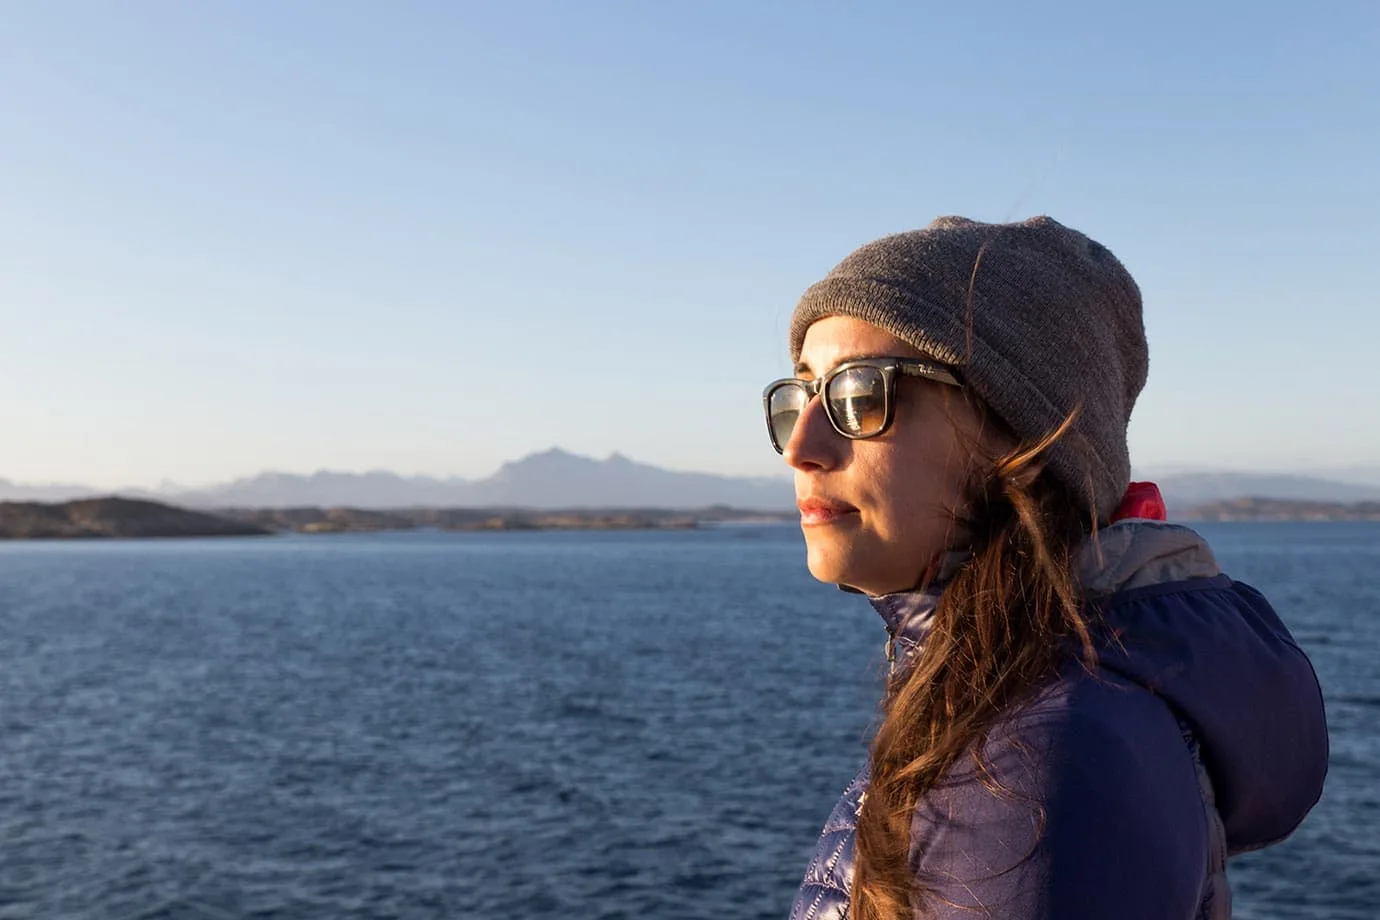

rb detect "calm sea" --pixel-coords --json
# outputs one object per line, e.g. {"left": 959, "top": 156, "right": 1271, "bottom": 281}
{"left": 0, "top": 523, "right": 1374, "bottom": 919}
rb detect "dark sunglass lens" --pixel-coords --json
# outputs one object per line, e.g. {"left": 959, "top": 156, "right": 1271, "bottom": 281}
{"left": 827, "top": 366, "right": 887, "bottom": 436}
{"left": 767, "top": 384, "right": 807, "bottom": 450}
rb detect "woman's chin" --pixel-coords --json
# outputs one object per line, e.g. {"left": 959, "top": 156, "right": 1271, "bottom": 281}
{"left": 805, "top": 538, "right": 923, "bottom": 597}
{"left": 805, "top": 544, "right": 871, "bottom": 592}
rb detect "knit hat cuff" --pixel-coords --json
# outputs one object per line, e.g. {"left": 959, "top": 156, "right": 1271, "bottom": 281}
{"left": 789, "top": 277, "right": 967, "bottom": 366}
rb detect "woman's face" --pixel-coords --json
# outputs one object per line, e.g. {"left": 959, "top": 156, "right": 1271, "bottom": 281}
{"left": 785, "top": 316, "right": 990, "bottom": 596}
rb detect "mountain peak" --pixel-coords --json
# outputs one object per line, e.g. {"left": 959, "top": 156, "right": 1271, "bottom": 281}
{"left": 500, "top": 447, "right": 597, "bottom": 469}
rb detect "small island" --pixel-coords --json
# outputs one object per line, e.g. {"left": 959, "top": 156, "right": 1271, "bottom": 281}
{"left": 0, "top": 497, "right": 271, "bottom": 539}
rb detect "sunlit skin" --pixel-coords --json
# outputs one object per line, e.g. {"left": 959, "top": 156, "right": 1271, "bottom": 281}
{"left": 784, "top": 317, "right": 994, "bottom": 596}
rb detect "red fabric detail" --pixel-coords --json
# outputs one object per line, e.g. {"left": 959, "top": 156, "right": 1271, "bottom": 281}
{"left": 1111, "top": 481, "right": 1167, "bottom": 522}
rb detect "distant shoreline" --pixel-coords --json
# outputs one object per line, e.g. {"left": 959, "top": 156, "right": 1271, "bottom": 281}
{"left": 214, "top": 504, "right": 796, "bottom": 534}
{"left": 4, "top": 495, "right": 1378, "bottom": 540}
{"left": 0, "top": 498, "right": 795, "bottom": 540}
{"left": 1178, "top": 497, "right": 1380, "bottom": 522}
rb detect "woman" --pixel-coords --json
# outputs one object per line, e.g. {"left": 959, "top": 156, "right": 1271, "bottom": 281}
{"left": 767, "top": 217, "right": 1328, "bottom": 920}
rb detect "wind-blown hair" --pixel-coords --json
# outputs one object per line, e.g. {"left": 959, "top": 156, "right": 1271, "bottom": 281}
{"left": 852, "top": 404, "right": 1098, "bottom": 920}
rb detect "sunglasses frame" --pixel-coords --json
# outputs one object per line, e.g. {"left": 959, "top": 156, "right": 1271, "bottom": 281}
{"left": 762, "top": 356, "right": 962, "bottom": 454}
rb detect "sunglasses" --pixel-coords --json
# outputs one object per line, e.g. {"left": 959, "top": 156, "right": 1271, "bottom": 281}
{"left": 763, "top": 356, "right": 961, "bottom": 453}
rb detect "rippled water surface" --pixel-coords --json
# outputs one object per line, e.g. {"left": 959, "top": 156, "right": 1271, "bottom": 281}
{"left": 0, "top": 523, "right": 1374, "bottom": 919}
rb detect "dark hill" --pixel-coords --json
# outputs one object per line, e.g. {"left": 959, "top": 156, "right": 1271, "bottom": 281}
{"left": 0, "top": 497, "right": 271, "bottom": 539}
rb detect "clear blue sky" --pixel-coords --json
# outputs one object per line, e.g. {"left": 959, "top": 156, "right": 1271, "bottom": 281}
{"left": 2, "top": 1, "right": 1376, "bottom": 488}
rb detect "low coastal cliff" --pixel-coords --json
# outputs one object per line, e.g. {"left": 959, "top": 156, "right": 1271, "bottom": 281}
{"left": 0, "top": 498, "right": 271, "bottom": 539}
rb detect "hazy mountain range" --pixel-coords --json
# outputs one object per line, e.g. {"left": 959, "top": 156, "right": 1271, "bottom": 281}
{"left": 4, "top": 448, "right": 1380, "bottom": 512}
{"left": 0, "top": 450, "right": 793, "bottom": 510}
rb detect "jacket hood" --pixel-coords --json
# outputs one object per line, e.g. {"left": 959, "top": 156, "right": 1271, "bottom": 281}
{"left": 868, "top": 519, "right": 1328, "bottom": 853}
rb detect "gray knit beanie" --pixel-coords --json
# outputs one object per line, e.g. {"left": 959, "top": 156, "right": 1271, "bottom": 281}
{"left": 788, "top": 215, "right": 1147, "bottom": 522}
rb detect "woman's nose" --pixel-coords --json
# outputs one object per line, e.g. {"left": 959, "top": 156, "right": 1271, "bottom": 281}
{"left": 783, "top": 396, "right": 841, "bottom": 472}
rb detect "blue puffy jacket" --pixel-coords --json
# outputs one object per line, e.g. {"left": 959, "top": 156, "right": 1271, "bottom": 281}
{"left": 790, "top": 520, "right": 1328, "bottom": 920}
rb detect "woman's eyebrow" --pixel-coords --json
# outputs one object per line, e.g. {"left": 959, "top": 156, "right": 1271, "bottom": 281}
{"left": 795, "top": 353, "right": 873, "bottom": 376}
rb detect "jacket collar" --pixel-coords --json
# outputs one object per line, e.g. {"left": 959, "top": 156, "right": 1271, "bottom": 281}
{"left": 861, "top": 521, "right": 1219, "bottom": 659}
{"left": 864, "top": 551, "right": 969, "bottom": 667}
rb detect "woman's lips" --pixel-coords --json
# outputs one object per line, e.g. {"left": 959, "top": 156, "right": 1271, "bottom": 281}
{"left": 797, "top": 498, "right": 859, "bottom": 526}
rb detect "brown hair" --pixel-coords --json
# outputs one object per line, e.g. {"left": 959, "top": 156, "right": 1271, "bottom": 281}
{"left": 851, "top": 407, "right": 1099, "bottom": 920}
